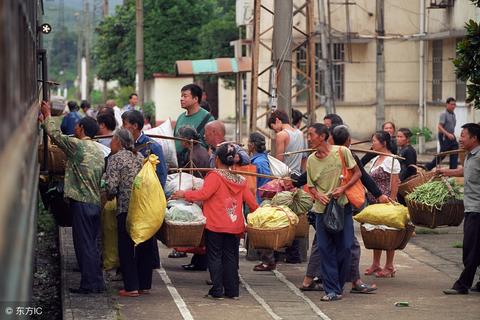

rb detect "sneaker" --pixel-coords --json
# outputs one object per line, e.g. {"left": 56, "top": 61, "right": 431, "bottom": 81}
{"left": 470, "top": 282, "right": 480, "bottom": 293}
{"left": 253, "top": 263, "right": 276, "bottom": 271}
{"left": 443, "top": 288, "right": 468, "bottom": 295}
{"left": 204, "top": 294, "right": 224, "bottom": 300}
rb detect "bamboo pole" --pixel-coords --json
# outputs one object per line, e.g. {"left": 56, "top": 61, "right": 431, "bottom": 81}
{"left": 169, "top": 167, "right": 295, "bottom": 181}
{"left": 434, "top": 148, "right": 465, "bottom": 157}
{"left": 280, "top": 147, "right": 405, "bottom": 160}
{"left": 351, "top": 139, "right": 370, "bottom": 145}
{"left": 94, "top": 133, "right": 199, "bottom": 144}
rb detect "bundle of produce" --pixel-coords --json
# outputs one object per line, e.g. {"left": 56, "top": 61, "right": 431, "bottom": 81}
{"left": 157, "top": 200, "right": 205, "bottom": 247}
{"left": 246, "top": 205, "right": 298, "bottom": 250}
{"left": 271, "top": 189, "right": 313, "bottom": 215}
{"left": 405, "top": 178, "right": 464, "bottom": 228}
{"left": 258, "top": 179, "right": 295, "bottom": 199}
{"left": 354, "top": 203, "right": 410, "bottom": 229}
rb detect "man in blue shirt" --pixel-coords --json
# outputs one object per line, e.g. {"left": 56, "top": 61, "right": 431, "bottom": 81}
{"left": 61, "top": 101, "right": 82, "bottom": 135}
{"left": 122, "top": 110, "right": 167, "bottom": 188}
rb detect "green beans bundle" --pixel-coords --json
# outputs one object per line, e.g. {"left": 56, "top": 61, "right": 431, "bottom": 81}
{"left": 406, "top": 178, "right": 463, "bottom": 210}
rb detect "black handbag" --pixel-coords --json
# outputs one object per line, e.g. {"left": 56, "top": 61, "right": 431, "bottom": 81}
{"left": 323, "top": 199, "right": 344, "bottom": 234}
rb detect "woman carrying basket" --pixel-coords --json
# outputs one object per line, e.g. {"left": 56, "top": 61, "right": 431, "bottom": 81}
{"left": 172, "top": 143, "right": 258, "bottom": 299}
{"left": 364, "top": 131, "right": 401, "bottom": 278}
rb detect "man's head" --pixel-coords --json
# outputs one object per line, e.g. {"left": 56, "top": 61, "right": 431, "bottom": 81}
{"left": 97, "top": 112, "right": 116, "bottom": 135}
{"left": 332, "top": 125, "right": 351, "bottom": 147}
{"left": 267, "top": 110, "right": 290, "bottom": 132}
{"left": 446, "top": 97, "right": 456, "bottom": 112}
{"left": 292, "top": 109, "right": 303, "bottom": 128}
{"left": 80, "top": 100, "right": 90, "bottom": 111}
{"left": 323, "top": 113, "right": 343, "bottom": 128}
{"left": 307, "top": 123, "right": 329, "bottom": 148}
{"left": 122, "top": 110, "right": 144, "bottom": 139}
{"left": 67, "top": 101, "right": 78, "bottom": 112}
{"left": 129, "top": 93, "right": 138, "bottom": 106}
{"left": 204, "top": 120, "right": 226, "bottom": 148}
{"left": 248, "top": 132, "right": 267, "bottom": 154}
{"left": 105, "top": 99, "right": 116, "bottom": 108}
{"left": 180, "top": 84, "right": 203, "bottom": 110}
{"left": 460, "top": 123, "right": 480, "bottom": 151}
{"left": 74, "top": 117, "right": 99, "bottom": 139}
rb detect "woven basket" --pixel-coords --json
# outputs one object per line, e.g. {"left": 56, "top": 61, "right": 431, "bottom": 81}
{"left": 246, "top": 224, "right": 295, "bottom": 250}
{"left": 396, "top": 223, "right": 415, "bottom": 250}
{"left": 295, "top": 214, "right": 310, "bottom": 238}
{"left": 156, "top": 221, "right": 205, "bottom": 248}
{"left": 406, "top": 198, "right": 464, "bottom": 229}
{"left": 398, "top": 165, "right": 436, "bottom": 197}
{"left": 360, "top": 225, "right": 406, "bottom": 250}
{"left": 38, "top": 143, "right": 67, "bottom": 174}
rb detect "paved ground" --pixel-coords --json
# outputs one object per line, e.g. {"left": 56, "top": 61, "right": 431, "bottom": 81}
{"left": 60, "top": 222, "right": 480, "bottom": 320}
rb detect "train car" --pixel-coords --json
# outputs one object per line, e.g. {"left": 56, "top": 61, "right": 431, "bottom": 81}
{"left": 0, "top": 0, "right": 45, "bottom": 304}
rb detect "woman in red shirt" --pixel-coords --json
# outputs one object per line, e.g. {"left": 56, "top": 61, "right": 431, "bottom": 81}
{"left": 172, "top": 143, "right": 258, "bottom": 299}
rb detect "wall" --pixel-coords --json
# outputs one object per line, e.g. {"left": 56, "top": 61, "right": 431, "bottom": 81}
{"left": 217, "top": 78, "right": 236, "bottom": 120}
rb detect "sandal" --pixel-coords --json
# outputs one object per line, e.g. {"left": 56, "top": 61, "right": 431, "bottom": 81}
{"left": 253, "top": 263, "right": 276, "bottom": 271}
{"left": 119, "top": 289, "right": 140, "bottom": 297}
{"left": 168, "top": 250, "right": 187, "bottom": 258}
{"left": 364, "top": 265, "right": 382, "bottom": 276}
{"left": 320, "top": 293, "right": 342, "bottom": 302}
{"left": 375, "top": 267, "right": 396, "bottom": 278}
{"left": 299, "top": 282, "right": 324, "bottom": 292}
{"left": 139, "top": 290, "right": 150, "bottom": 294}
{"left": 350, "top": 283, "right": 377, "bottom": 294}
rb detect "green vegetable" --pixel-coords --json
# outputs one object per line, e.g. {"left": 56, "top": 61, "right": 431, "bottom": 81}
{"left": 406, "top": 178, "right": 463, "bottom": 210}
{"left": 271, "top": 189, "right": 313, "bottom": 215}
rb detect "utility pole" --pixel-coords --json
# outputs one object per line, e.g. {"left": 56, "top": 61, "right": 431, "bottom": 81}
{"left": 102, "top": 0, "right": 109, "bottom": 101}
{"left": 418, "top": 0, "right": 426, "bottom": 153}
{"left": 272, "top": 0, "right": 293, "bottom": 117}
{"left": 136, "top": 0, "right": 144, "bottom": 110}
{"left": 84, "top": 0, "right": 91, "bottom": 102}
{"left": 375, "top": 0, "right": 385, "bottom": 130}
{"left": 317, "top": 0, "right": 334, "bottom": 114}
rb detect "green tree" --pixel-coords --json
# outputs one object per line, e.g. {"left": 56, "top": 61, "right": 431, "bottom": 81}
{"left": 454, "top": 0, "right": 480, "bottom": 109}
{"left": 94, "top": 0, "right": 237, "bottom": 86}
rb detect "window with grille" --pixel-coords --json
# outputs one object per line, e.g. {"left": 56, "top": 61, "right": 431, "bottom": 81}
{"left": 432, "top": 40, "right": 443, "bottom": 102}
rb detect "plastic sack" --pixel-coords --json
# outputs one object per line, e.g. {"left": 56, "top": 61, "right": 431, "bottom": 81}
{"left": 323, "top": 199, "right": 344, "bottom": 234}
{"left": 354, "top": 203, "right": 409, "bottom": 229}
{"left": 102, "top": 199, "right": 119, "bottom": 270}
{"left": 258, "top": 179, "right": 296, "bottom": 200}
{"left": 164, "top": 173, "right": 204, "bottom": 198}
{"left": 268, "top": 155, "right": 291, "bottom": 177}
{"left": 247, "top": 205, "right": 299, "bottom": 229}
{"left": 127, "top": 154, "right": 167, "bottom": 245}
{"left": 144, "top": 118, "right": 178, "bottom": 167}
{"left": 165, "top": 199, "right": 206, "bottom": 224}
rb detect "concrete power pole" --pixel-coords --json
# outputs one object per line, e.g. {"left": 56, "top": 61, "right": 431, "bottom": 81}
{"left": 317, "top": 0, "right": 334, "bottom": 115}
{"left": 375, "top": 0, "right": 385, "bottom": 130}
{"left": 102, "top": 0, "right": 109, "bottom": 101}
{"left": 272, "top": 0, "right": 293, "bottom": 118}
{"left": 84, "top": 0, "right": 91, "bottom": 102}
{"left": 136, "top": 0, "right": 145, "bottom": 110}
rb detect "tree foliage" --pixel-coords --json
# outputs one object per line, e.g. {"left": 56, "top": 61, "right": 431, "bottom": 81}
{"left": 94, "top": 0, "right": 237, "bottom": 86}
{"left": 454, "top": 1, "right": 480, "bottom": 109}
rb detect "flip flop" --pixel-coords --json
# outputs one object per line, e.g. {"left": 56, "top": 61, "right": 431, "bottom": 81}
{"left": 350, "top": 283, "right": 377, "bottom": 294}
{"left": 299, "top": 282, "right": 324, "bottom": 292}
{"left": 119, "top": 289, "right": 140, "bottom": 297}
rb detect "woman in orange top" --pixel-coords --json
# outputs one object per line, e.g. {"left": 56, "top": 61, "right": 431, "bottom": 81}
{"left": 172, "top": 143, "right": 258, "bottom": 299}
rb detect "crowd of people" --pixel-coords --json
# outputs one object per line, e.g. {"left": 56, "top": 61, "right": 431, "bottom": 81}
{"left": 39, "top": 91, "right": 480, "bottom": 302}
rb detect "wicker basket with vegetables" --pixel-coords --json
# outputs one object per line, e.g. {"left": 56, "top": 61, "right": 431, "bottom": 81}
{"left": 271, "top": 189, "right": 313, "bottom": 238}
{"left": 405, "top": 177, "right": 464, "bottom": 228}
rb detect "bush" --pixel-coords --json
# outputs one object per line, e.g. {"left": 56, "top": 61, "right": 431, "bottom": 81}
{"left": 410, "top": 127, "right": 433, "bottom": 145}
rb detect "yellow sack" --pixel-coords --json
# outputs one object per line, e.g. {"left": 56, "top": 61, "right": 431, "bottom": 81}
{"left": 102, "top": 199, "right": 119, "bottom": 270}
{"left": 127, "top": 154, "right": 166, "bottom": 245}
{"left": 247, "top": 205, "right": 299, "bottom": 229}
{"left": 354, "top": 203, "right": 409, "bottom": 229}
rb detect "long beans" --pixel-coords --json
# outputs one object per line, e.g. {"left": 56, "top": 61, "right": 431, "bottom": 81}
{"left": 406, "top": 179, "right": 463, "bottom": 210}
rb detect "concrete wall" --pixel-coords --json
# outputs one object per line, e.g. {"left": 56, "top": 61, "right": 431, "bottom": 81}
{"left": 144, "top": 76, "right": 193, "bottom": 122}
{"left": 218, "top": 78, "right": 237, "bottom": 120}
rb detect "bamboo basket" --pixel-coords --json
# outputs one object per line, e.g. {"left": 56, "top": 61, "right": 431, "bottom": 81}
{"left": 406, "top": 198, "right": 464, "bottom": 229}
{"left": 360, "top": 225, "right": 406, "bottom": 251}
{"left": 38, "top": 143, "right": 67, "bottom": 174}
{"left": 396, "top": 223, "right": 415, "bottom": 250}
{"left": 246, "top": 224, "right": 295, "bottom": 250}
{"left": 294, "top": 214, "right": 309, "bottom": 238}
{"left": 398, "top": 165, "right": 436, "bottom": 197}
{"left": 156, "top": 221, "right": 205, "bottom": 248}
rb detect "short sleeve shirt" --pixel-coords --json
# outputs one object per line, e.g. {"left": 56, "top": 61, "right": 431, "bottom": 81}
{"left": 439, "top": 110, "right": 456, "bottom": 134}
{"left": 174, "top": 108, "right": 214, "bottom": 153}
{"left": 365, "top": 156, "right": 401, "bottom": 175}
{"left": 307, "top": 145, "right": 356, "bottom": 213}
{"left": 463, "top": 145, "right": 480, "bottom": 213}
